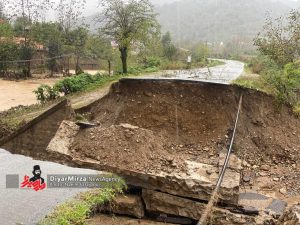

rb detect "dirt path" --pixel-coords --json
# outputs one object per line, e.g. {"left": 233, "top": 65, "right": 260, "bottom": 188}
{"left": 0, "top": 78, "right": 60, "bottom": 111}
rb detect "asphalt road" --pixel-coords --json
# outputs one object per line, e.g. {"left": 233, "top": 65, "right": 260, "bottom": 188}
{"left": 145, "top": 59, "right": 245, "bottom": 84}
{"left": 0, "top": 148, "right": 100, "bottom": 225}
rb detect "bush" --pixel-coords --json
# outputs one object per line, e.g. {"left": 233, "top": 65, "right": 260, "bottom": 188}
{"left": 143, "top": 57, "right": 161, "bottom": 68}
{"left": 33, "top": 85, "right": 60, "bottom": 104}
{"left": 54, "top": 73, "right": 95, "bottom": 95}
{"left": 263, "top": 61, "right": 300, "bottom": 105}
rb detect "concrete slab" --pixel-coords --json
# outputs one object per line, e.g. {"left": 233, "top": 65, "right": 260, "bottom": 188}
{"left": 142, "top": 189, "right": 256, "bottom": 224}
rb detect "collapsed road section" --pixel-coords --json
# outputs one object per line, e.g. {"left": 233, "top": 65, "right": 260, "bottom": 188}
{"left": 1, "top": 78, "right": 300, "bottom": 224}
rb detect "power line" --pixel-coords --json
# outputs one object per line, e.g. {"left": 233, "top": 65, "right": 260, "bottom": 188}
{"left": 0, "top": 53, "right": 75, "bottom": 64}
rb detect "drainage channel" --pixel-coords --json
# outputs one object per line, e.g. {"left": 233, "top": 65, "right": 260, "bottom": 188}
{"left": 198, "top": 95, "right": 243, "bottom": 225}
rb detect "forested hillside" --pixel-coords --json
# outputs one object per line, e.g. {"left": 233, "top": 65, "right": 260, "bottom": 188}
{"left": 155, "top": 0, "right": 300, "bottom": 43}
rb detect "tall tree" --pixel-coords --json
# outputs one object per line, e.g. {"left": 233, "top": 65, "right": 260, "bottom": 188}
{"left": 254, "top": 10, "right": 300, "bottom": 67}
{"left": 56, "top": 0, "right": 87, "bottom": 33}
{"left": 98, "top": 0, "right": 160, "bottom": 73}
{"left": 5, "top": 0, "right": 53, "bottom": 77}
{"left": 86, "top": 35, "right": 114, "bottom": 75}
{"left": 161, "top": 31, "right": 177, "bottom": 60}
{"left": 55, "top": 0, "right": 87, "bottom": 75}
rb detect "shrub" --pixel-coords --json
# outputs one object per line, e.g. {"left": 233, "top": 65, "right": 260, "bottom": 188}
{"left": 263, "top": 61, "right": 300, "bottom": 105}
{"left": 33, "top": 85, "right": 60, "bottom": 104}
{"left": 54, "top": 73, "right": 95, "bottom": 95}
{"left": 143, "top": 56, "right": 161, "bottom": 68}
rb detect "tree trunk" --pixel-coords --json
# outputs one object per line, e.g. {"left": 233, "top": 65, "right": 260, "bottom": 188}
{"left": 120, "top": 47, "right": 128, "bottom": 74}
{"left": 75, "top": 55, "right": 80, "bottom": 75}
{"left": 108, "top": 60, "right": 111, "bottom": 76}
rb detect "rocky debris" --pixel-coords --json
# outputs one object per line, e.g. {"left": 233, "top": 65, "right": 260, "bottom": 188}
{"left": 84, "top": 79, "right": 300, "bottom": 195}
{"left": 219, "top": 151, "right": 242, "bottom": 172}
{"left": 70, "top": 124, "right": 188, "bottom": 174}
{"left": 46, "top": 120, "right": 80, "bottom": 155}
{"left": 64, "top": 155, "right": 240, "bottom": 205}
{"left": 238, "top": 192, "right": 287, "bottom": 218}
{"left": 276, "top": 205, "right": 300, "bottom": 225}
{"left": 142, "top": 189, "right": 256, "bottom": 224}
{"left": 265, "top": 199, "right": 288, "bottom": 218}
{"left": 87, "top": 214, "right": 176, "bottom": 225}
{"left": 103, "top": 195, "right": 144, "bottom": 219}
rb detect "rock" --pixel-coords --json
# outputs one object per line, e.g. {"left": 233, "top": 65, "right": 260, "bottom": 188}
{"left": 206, "top": 169, "right": 214, "bottom": 175}
{"left": 276, "top": 205, "right": 300, "bottom": 225}
{"left": 279, "top": 188, "right": 287, "bottom": 195}
{"left": 203, "top": 147, "right": 210, "bottom": 151}
{"left": 258, "top": 172, "right": 268, "bottom": 177}
{"left": 273, "top": 178, "right": 280, "bottom": 182}
{"left": 143, "top": 91, "right": 153, "bottom": 97}
{"left": 71, "top": 158, "right": 240, "bottom": 205}
{"left": 260, "top": 165, "right": 270, "bottom": 171}
{"left": 88, "top": 214, "right": 176, "bottom": 225}
{"left": 120, "top": 123, "right": 139, "bottom": 130}
{"left": 265, "top": 199, "right": 287, "bottom": 218}
{"left": 47, "top": 120, "right": 80, "bottom": 155}
{"left": 142, "top": 189, "right": 256, "bottom": 224}
{"left": 219, "top": 151, "right": 242, "bottom": 172}
{"left": 243, "top": 176, "right": 251, "bottom": 183}
{"left": 103, "top": 195, "right": 144, "bottom": 219}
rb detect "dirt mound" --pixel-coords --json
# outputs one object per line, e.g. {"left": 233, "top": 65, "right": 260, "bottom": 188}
{"left": 71, "top": 124, "right": 187, "bottom": 173}
{"left": 79, "top": 79, "right": 300, "bottom": 195}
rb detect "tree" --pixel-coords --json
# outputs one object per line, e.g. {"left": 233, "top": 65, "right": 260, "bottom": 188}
{"left": 31, "top": 22, "right": 64, "bottom": 76}
{"left": 5, "top": 0, "right": 53, "bottom": 77}
{"left": 86, "top": 35, "right": 114, "bottom": 75}
{"left": 254, "top": 10, "right": 300, "bottom": 67}
{"left": 65, "top": 27, "right": 88, "bottom": 75}
{"left": 55, "top": 0, "right": 87, "bottom": 75}
{"left": 99, "top": 0, "right": 160, "bottom": 73}
{"left": 161, "top": 32, "right": 177, "bottom": 60}
{"left": 56, "top": 0, "right": 87, "bottom": 34}
{"left": 192, "top": 42, "right": 209, "bottom": 63}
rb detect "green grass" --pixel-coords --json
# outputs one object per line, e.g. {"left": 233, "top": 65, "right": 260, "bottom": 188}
{"left": 232, "top": 75, "right": 271, "bottom": 93}
{"left": 293, "top": 103, "right": 300, "bottom": 117}
{"left": 0, "top": 99, "right": 64, "bottom": 131}
{"left": 40, "top": 175, "right": 126, "bottom": 225}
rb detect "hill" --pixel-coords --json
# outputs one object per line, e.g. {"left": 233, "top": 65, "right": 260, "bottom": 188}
{"left": 155, "top": 0, "right": 300, "bottom": 43}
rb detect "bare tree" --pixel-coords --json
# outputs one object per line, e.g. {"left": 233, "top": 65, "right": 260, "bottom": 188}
{"left": 56, "top": 0, "right": 87, "bottom": 33}
{"left": 98, "top": 0, "right": 160, "bottom": 73}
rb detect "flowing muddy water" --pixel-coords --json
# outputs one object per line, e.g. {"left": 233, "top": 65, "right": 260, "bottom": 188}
{"left": 0, "top": 78, "right": 60, "bottom": 111}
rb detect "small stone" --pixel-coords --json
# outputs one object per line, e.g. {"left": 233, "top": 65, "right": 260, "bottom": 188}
{"left": 259, "top": 172, "right": 268, "bottom": 177}
{"left": 179, "top": 145, "right": 184, "bottom": 148}
{"left": 252, "top": 165, "right": 259, "bottom": 169}
{"left": 261, "top": 165, "right": 270, "bottom": 171}
{"left": 273, "top": 178, "right": 280, "bottom": 182}
{"left": 242, "top": 161, "right": 250, "bottom": 167}
{"left": 243, "top": 176, "right": 251, "bottom": 183}
{"left": 206, "top": 169, "right": 213, "bottom": 175}
{"left": 279, "top": 188, "right": 287, "bottom": 195}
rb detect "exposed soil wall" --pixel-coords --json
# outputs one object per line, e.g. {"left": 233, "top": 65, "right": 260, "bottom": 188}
{"left": 78, "top": 78, "right": 300, "bottom": 194}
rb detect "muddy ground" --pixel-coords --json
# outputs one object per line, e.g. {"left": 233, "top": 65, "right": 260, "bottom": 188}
{"left": 73, "top": 79, "right": 300, "bottom": 197}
